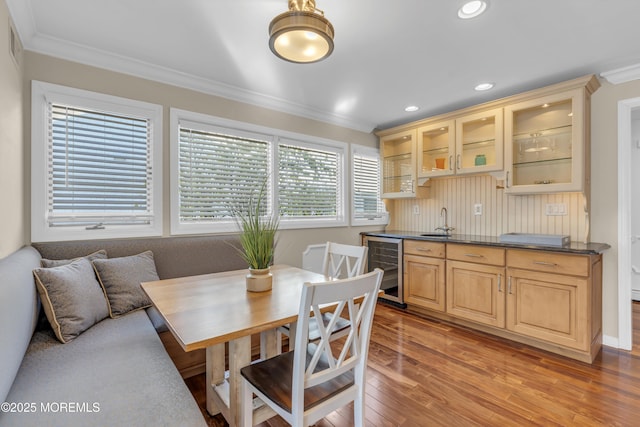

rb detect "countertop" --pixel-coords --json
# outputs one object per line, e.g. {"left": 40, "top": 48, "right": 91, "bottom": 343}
{"left": 361, "top": 230, "right": 610, "bottom": 255}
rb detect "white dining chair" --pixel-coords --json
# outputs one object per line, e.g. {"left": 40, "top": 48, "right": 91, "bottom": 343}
{"left": 241, "top": 268, "right": 384, "bottom": 427}
{"left": 277, "top": 242, "right": 369, "bottom": 349}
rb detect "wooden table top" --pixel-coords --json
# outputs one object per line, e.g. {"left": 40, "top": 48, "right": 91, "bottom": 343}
{"left": 141, "top": 265, "right": 326, "bottom": 352}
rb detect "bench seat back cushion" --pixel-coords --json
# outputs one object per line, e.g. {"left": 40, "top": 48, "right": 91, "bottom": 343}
{"left": 0, "top": 246, "right": 42, "bottom": 403}
{"left": 33, "top": 234, "right": 247, "bottom": 280}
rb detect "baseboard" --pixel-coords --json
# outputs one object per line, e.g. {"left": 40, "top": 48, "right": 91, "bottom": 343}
{"left": 602, "top": 334, "right": 620, "bottom": 349}
{"left": 632, "top": 289, "right": 640, "bottom": 301}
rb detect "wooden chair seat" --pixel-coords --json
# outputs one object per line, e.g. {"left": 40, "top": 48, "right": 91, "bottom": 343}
{"left": 240, "top": 345, "right": 354, "bottom": 413}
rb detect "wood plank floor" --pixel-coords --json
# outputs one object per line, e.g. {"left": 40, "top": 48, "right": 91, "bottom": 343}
{"left": 186, "top": 301, "right": 640, "bottom": 426}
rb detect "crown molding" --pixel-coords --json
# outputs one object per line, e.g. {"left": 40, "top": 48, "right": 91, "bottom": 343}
{"left": 600, "top": 63, "right": 640, "bottom": 85}
{"left": 6, "top": 0, "right": 375, "bottom": 133}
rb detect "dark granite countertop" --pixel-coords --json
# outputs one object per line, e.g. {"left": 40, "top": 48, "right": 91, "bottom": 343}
{"left": 361, "top": 230, "right": 610, "bottom": 255}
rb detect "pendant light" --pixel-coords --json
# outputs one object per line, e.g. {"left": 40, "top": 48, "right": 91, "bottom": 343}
{"left": 269, "top": 0, "right": 334, "bottom": 64}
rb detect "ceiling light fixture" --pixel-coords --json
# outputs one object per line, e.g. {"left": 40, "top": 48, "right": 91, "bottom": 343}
{"left": 269, "top": 0, "right": 334, "bottom": 64}
{"left": 474, "top": 82, "right": 494, "bottom": 91}
{"left": 405, "top": 105, "right": 419, "bottom": 112}
{"left": 458, "top": 1, "right": 488, "bottom": 19}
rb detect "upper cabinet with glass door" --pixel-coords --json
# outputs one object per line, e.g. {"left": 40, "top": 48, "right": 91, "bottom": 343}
{"left": 417, "top": 120, "right": 455, "bottom": 179}
{"left": 504, "top": 87, "right": 588, "bottom": 194}
{"left": 455, "top": 108, "right": 503, "bottom": 175}
{"left": 380, "top": 129, "right": 417, "bottom": 198}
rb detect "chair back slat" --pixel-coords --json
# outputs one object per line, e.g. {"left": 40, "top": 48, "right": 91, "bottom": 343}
{"left": 322, "top": 242, "right": 368, "bottom": 279}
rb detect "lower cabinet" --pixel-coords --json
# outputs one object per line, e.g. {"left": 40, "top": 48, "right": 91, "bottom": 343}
{"left": 402, "top": 242, "right": 603, "bottom": 363}
{"left": 505, "top": 249, "right": 601, "bottom": 354}
{"left": 447, "top": 260, "right": 505, "bottom": 328}
{"left": 403, "top": 240, "right": 446, "bottom": 312}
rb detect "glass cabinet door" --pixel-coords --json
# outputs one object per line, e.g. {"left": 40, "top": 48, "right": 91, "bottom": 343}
{"left": 455, "top": 108, "right": 503, "bottom": 174}
{"left": 417, "top": 121, "right": 455, "bottom": 178}
{"left": 504, "top": 89, "right": 584, "bottom": 194}
{"left": 380, "top": 129, "right": 417, "bottom": 198}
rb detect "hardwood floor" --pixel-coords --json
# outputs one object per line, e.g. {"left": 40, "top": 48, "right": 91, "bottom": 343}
{"left": 186, "top": 302, "right": 640, "bottom": 426}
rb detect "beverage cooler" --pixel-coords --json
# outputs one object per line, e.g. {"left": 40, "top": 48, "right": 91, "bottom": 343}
{"left": 362, "top": 235, "right": 405, "bottom": 307}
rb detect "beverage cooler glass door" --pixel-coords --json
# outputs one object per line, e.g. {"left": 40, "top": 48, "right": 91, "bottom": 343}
{"left": 364, "top": 236, "right": 405, "bottom": 307}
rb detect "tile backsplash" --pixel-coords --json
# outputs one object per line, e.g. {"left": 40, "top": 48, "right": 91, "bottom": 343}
{"left": 386, "top": 175, "right": 588, "bottom": 242}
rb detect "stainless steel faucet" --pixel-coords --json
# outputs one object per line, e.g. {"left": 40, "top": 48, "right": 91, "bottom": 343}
{"left": 435, "top": 207, "right": 455, "bottom": 234}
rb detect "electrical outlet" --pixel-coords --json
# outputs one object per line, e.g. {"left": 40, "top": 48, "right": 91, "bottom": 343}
{"left": 545, "top": 203, "right": 567, "bottom": 216}
{"left": 413, "top": 205, "right": 420, "bottom": 215}
{"left": 473, "top": 203, "right": 482, "bottom": 216}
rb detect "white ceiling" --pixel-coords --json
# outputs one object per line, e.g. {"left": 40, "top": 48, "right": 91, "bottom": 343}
{"left": 7, "top": 0, "right": 640, "bottom": 132}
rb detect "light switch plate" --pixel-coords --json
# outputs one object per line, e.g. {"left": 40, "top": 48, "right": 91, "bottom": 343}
{"left": 545, "top": 203, "right": 567, "bottom": 216}
{"left": 473, "top": 203, "right": 482, "bottom": 216}
{"left": 413, "top": 205, "right": 420, "bottom": 215}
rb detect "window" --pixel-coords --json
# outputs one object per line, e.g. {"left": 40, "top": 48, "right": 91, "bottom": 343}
{"left": 31, "top": 81, "right": 163, "bottom": 242}
{"left": 351, "top": 145, "right": 388, "bottom": 226}
{"left": 170, "top": 109, "right": 347, "bottom": 234}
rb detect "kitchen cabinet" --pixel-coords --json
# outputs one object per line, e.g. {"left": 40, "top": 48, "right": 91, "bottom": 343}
{"left": 417, "top": 120, "right": 455, "bottom": 179}
{"left": 403, "top": 240, "right": 446, "bottom": 311}
{"left": 416, "top": 109, "right": 503, "bottom": 180}
{"left": 380, "top": 129, "right": 417, "bottom": 198}
{"left": 377, "top": 75, "right": 599, "bottom": 195}
{"left": 446, "top": 244, "right": 505, "bottom": 327}
{"left": 504, "top": 76, "right": 599, "bottom": 194}
{"left": 455, "top": 108, "right": 503, "bottom": 175}
{"left": 506, "top": 249, "right": 602, "bottom": 354}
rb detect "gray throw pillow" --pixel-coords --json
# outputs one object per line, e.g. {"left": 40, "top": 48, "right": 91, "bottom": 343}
{"left": 92, "top": 251, "right": 159, "bottom": 318}
{"left": 33, "top": 258, "right": 110, "bottom": 343}
{"left": 40, "top": 249, "right": 108, "bottom": 268}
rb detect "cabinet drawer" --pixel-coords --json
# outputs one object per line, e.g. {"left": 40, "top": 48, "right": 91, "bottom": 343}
{"left": 404, "top": 240, "right": 446, "bottom": 258}
{"left": 507, "top": 249, "right": 589, "bottom": 277}
{"left": 447, "top": 244, "right": 505, "bottom": 266}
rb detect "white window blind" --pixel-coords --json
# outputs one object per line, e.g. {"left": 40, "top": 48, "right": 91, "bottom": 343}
{"left": 31, "top": 81, "right": 162, "bottom": 242}
{"left": 48, "top": 104, "right": 153, "bottom": 227}
{"left": 352, "top": 146, "right": 388, "bottom": 225}
{"left": 278, "top": 142, "right": 342, "bottom": 219}
{"left": 178, "top": 126, "right": 271, "bottom": 223}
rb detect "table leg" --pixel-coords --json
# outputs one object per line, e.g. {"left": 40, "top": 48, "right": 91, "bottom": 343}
{"left": 288, "top": 320, "right": 298, "bottom": 350}
{"left": 206, "top": 344, "right": 225, "bottom": 416}
{"left": 229, "top": 335, "right": 252, "bottom": 427}
{"left": 260, "top": 329, "right": 278, "bottom": 359}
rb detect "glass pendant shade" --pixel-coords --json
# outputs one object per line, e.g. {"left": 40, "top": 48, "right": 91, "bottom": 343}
{"left": 269, "top": 2, "right": 334, "bottom": 63}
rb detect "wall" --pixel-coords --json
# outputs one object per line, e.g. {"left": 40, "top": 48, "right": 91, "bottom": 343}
{"left": 632, "top": 115, "right": 640, "bottom": 300}
{"left": 388, "top": 177, "right": 588, "bottom": 242}
{"left": 22, "top": 52, "right": 383, "bottom": 267}
{"left": 591, "top": 78, "right": 640, "bottom": 343}
{"left": 0, "top": 0, "right": 25, "bottom": 258}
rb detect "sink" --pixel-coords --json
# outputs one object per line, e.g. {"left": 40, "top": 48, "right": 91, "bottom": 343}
{"left": 420, "top": 232, "right": 451, "bottom": 238}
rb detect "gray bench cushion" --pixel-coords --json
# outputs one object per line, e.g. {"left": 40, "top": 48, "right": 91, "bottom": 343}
{"left": 0, "top": 246, "right": 42, "bottom": 403}
{"left": 1, "top": 310, "right": 206, "bottom": 427}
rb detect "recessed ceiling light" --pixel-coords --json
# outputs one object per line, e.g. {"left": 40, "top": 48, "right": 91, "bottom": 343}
{"left": 474, "top": 82, "right": 494, "bottom": 91}
{"left": 404, "top": 105, "right": 419, "bottom": 112}
{"left": 458, "top": 1, "right": 488, "bottom": 19}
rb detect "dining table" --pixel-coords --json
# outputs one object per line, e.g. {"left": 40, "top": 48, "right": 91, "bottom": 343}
{"left": 141, "top": 264, "right": 327, "bottom": 427}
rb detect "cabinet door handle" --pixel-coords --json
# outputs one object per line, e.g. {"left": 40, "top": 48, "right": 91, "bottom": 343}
{"left": 533, "top": 261, "right": 558, "bottom": 267}
{"left": 508, "top": 276, "right": 513, "bottom": 294}
{"left": 506, "top": 171, "right": 510, "bottom": 188}
{"left": 416, "top": 248, "right": 432, "bottom": 253}
{"left": 449, "top": 155, "right": 453, "bottom": 171}
{"left": 498, "top": 274, "right": 502, "bottom": 292}
{"left": 456, "top": 154, "right": 461, "bottom": 170}
{"left": 464, "top": 253, "right": 484, "bottom": 258}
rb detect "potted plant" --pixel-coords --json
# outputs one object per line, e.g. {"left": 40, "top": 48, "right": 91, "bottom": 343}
{"left": 231, "top": 179, "right": 280, "bottom": 292}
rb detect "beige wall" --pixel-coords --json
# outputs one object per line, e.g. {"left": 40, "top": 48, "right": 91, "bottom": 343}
{"left": 591, "top": 79, "right": 640, "bottom": 341}
{"left": 0, "top": 1, "right": 25, "bottom": 258}
{"left": 22, "top": 51, "right": 383, "bottom": 267}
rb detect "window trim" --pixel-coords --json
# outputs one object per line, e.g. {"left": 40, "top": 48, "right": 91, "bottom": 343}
{"left": 31, "top": 81, "right": 163, "bottom": 242}
{"left": 351, "top": 145, "right": 389, "bottom": 226}
{"left": 170, "top": 108, "right": 348, "bottom": 235}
